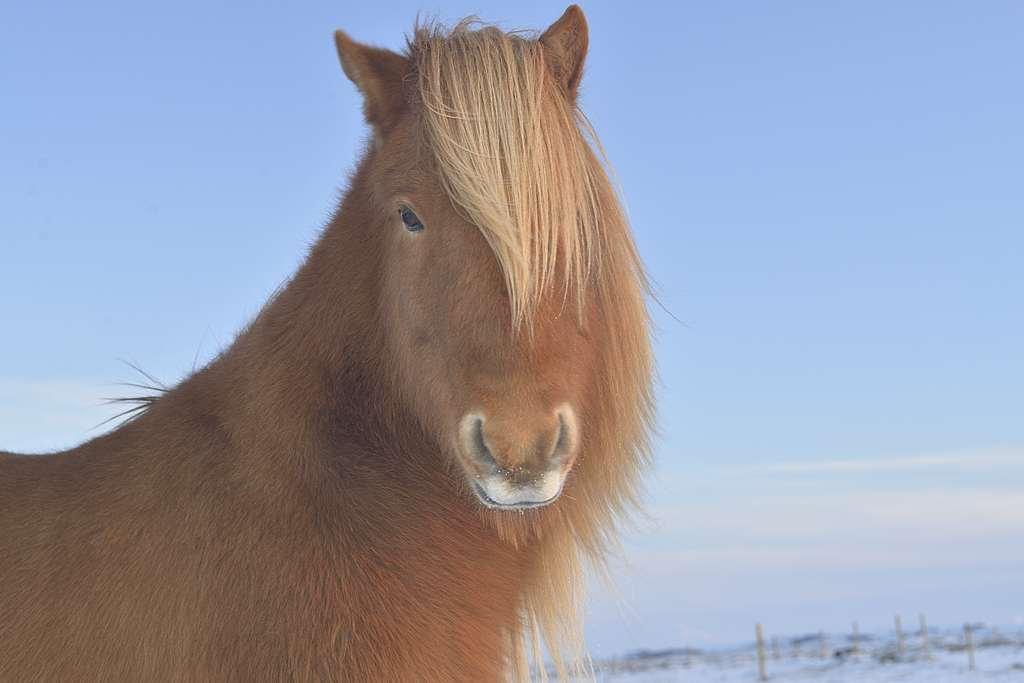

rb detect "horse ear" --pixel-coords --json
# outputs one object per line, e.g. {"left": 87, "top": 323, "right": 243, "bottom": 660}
{"left": 333, "top": 31, "right": 410, "bottom": 133}
{"left": 539, "top": 5, "right": 589, "bottom": 97}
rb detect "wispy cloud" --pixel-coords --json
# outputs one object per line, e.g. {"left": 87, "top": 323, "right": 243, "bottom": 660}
{"left": 633, "top": 446, "right": 1024, "bottom": 590}
{"left": 649, "top": 487, "right": 1024, "bottom": 562}
{"left": 0, "top": 378, "right": 121, "bottom": 453}
{"left": 730, "top": 447, "right": 1024, "bottom": 476}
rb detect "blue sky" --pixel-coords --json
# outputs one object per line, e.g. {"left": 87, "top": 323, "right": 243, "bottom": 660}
{"left": 2, "top": 0, "right": 1022, "bottom": 655}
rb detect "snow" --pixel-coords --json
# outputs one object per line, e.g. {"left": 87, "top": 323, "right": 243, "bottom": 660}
{"left": 576, "top": 627, "right": 1024, "bottom": 682}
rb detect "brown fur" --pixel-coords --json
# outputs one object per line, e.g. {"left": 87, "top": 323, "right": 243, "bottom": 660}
{"left": 0, "top": 6, "right": 653, "bottom": 681}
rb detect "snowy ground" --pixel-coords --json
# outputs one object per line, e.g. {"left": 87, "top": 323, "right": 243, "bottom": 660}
{"left": 580, "top": 626, "right": 1024, "bottom": 681}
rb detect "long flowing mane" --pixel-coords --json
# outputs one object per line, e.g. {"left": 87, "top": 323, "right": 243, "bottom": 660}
{"left": 410, "top": 20, "right": 655, "bottom": 678}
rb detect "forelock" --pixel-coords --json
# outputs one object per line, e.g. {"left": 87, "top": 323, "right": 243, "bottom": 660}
{"left": 410, "top": 19, "right": 612, "bottom": 331}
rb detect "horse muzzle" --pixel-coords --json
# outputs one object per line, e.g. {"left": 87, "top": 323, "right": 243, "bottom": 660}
{"left": 457, "top": 405, "right": 577, "bottom": 510}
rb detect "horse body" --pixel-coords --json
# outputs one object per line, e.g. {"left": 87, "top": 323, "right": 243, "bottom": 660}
{"left": 1, "top": 6, "right": 652, "bottom": 681}
{"left": 1, "top": 315, "right": 524, "bottom": 681}
{"left": 1, "top": 160, "right": 527, "bottom": 679}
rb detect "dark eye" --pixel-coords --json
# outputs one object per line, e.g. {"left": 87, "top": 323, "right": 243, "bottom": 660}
{"left": 399, "top": 206, "right": 424, "bottom": 232}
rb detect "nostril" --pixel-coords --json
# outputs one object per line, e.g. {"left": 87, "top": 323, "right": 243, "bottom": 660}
{"left": 553, "top": 413, "right": 569, "bottom": 457}
{"left": 551, "top": 406, "right": 577, "bottom": 463}
{"left": 472, "top": 417, "right": 499, "bottom": 469}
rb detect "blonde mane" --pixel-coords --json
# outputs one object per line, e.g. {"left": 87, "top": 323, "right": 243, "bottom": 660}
{"left": 411, "top": 22, "right": 655, "bottom": 680}
{"left": 413, "top": 21, "right": 604, "bottom": 329}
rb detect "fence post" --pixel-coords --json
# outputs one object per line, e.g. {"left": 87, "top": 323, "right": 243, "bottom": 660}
{"left": 919, "top": 613, "right": 930, "bottom": 660}
{"left": 819, "top": 630, "right": 827, "bottom": 659}
{"left": 895, "top": 615, "right": 904, "bottom": 657}
{"left": 964, "top": 623, "right": 976, "bottom": 671}
{"left": 852, "top": 621, "right": 860, "bottom": 656}
{"left": 755, "top": 623, "right": 767, "bottom": 681}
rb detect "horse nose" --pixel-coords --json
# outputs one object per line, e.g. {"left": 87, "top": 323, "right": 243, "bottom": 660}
{"left": 457, "top": 406, "right": 578, "bottom": 509}
{"left": 463, "top": 408, "right": 575, "bottom": 475}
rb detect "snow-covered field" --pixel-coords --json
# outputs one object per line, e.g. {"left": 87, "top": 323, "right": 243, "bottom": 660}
{"left": 583, "top": 626, "right": 1024, "bottom": 681}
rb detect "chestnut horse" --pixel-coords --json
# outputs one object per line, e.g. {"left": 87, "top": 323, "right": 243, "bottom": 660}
{"left": 0, "top": 6, "right": 652, "bottom": 681}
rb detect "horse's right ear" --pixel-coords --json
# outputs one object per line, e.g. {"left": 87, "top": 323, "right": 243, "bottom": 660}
{"left": 334, "top": 31, "right": 410, "bottom": 133}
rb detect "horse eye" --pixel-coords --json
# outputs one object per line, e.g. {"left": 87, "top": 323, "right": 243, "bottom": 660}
{"left": 399, "top": 206, "right": 424, "bottom": 232}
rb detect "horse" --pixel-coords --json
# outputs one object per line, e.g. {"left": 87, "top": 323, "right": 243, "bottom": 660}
{"left": 0, "top": 6, "right": 653, "bottom": 680}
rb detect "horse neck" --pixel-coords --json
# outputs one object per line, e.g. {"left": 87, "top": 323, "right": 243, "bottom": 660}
{"left": 209, "top": 168, "right": 394, "bottom": 473}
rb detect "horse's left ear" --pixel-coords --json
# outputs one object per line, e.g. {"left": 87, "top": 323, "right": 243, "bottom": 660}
{"left": 540, "top": 5, "right": 589, "bottom": 97}
{"left": 334, "top": 30, "right": 410, "bottom": 133}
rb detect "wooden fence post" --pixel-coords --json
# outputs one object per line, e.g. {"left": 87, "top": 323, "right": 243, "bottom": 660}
{"left": 895, "top": 615, "right": 904, "bottom": 657}
{"left": 919, "top": 613, "right": 930, "bottom": 660}
{"left": 755, "top": 623, "right": 767, "bottom": 681}
{"left": 964, "top": 623, "right": 976, "bottom": 671}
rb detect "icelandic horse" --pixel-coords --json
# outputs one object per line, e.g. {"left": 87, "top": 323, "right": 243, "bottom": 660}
{"left": 0, "top": 6, "right": 653, "bottom": 681}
